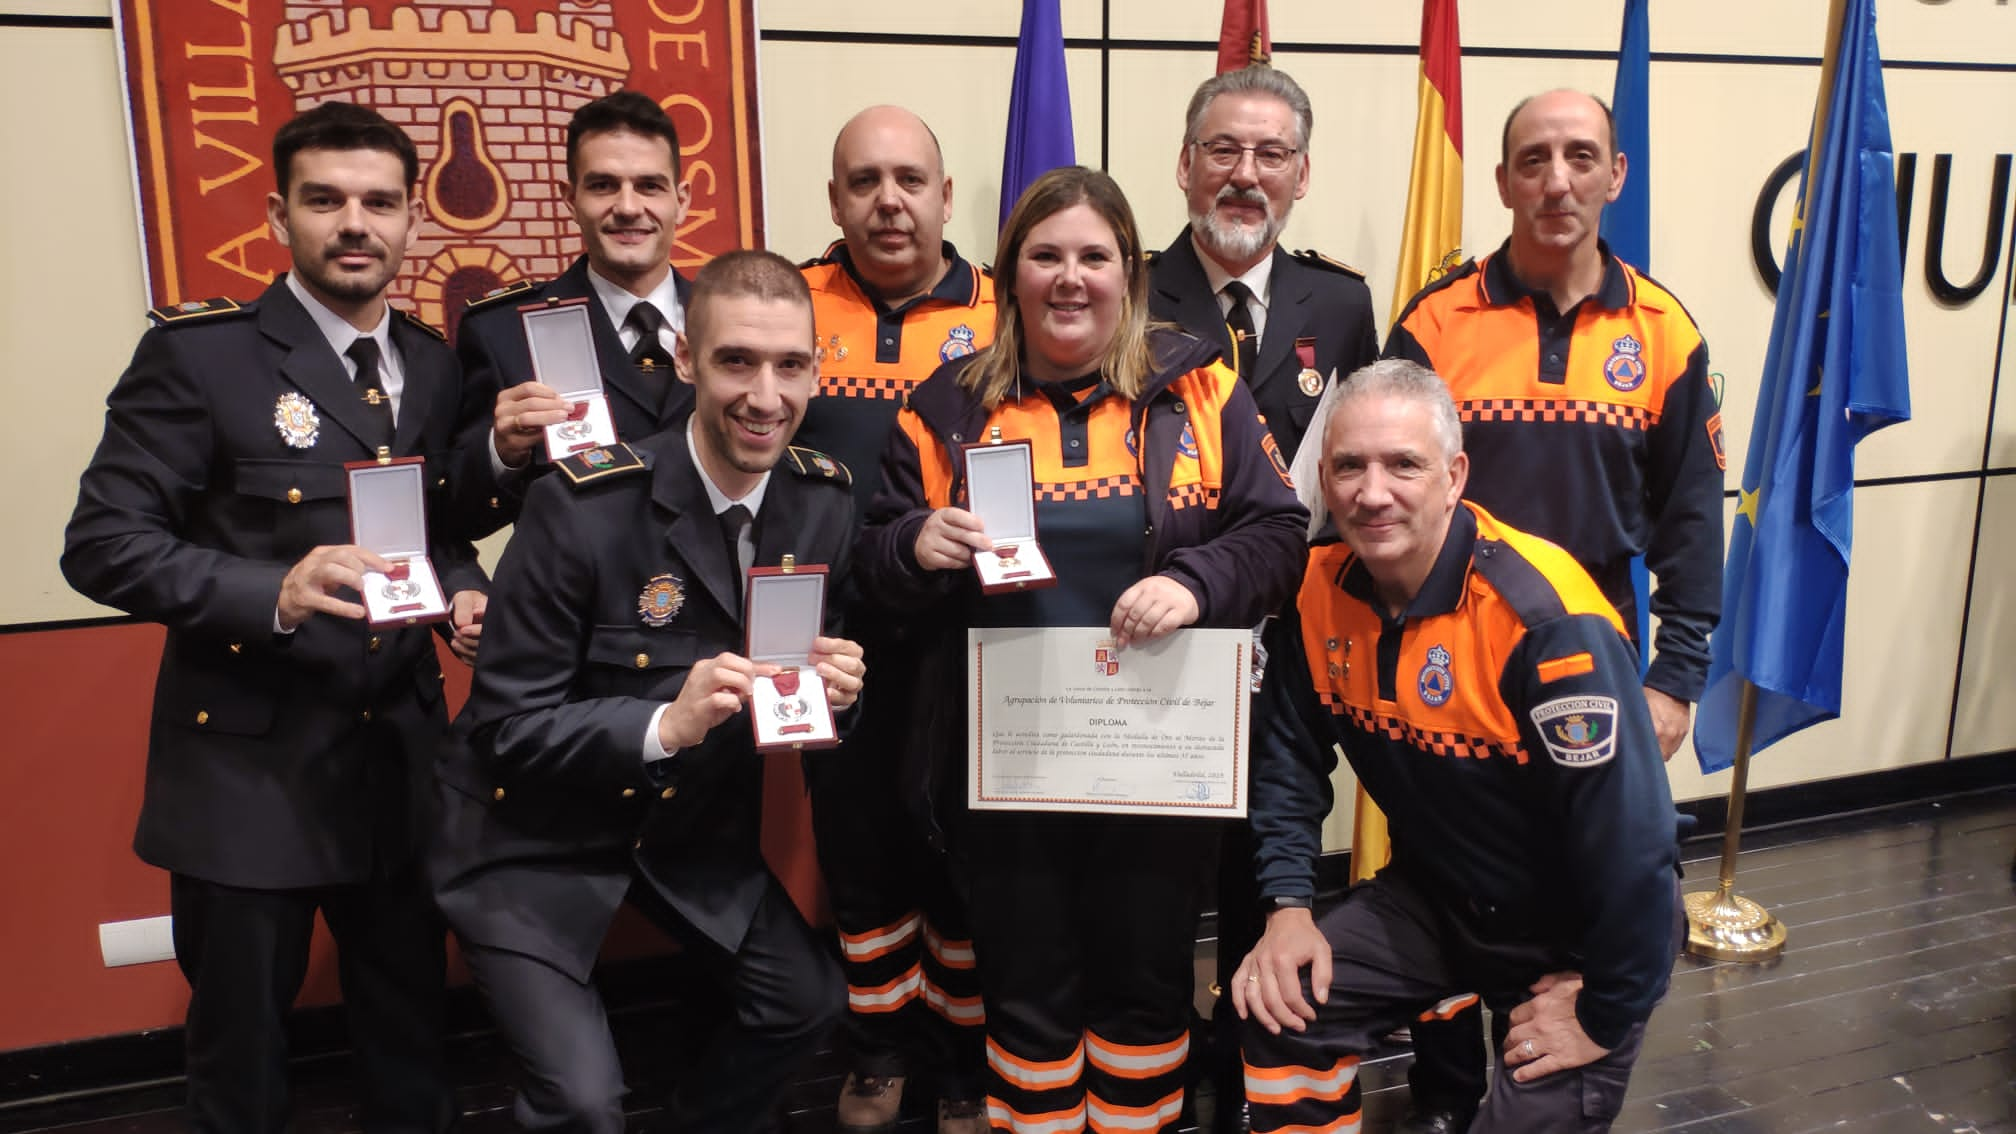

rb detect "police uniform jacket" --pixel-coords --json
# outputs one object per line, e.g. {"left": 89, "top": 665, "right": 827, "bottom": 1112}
{"left": 856, "top": 328, "right": 1309, "bottom": 849}
{"left": 443, "top": 256, "right": 694, "bottom": 539}
{"left": 1149, "top": 230, "right": 1379, "bottom": 460}
{"left": 1385, "top": 242, "right": 1723, "bottom": 703}
{"left": 428, "top": 429, "right": 854, "bottom": 981}
{"left": 1251, "top": 502, "right": 1679, "bottom": 1050}
{"left": 61, "top": 278, "right": 484, "bottom": 891}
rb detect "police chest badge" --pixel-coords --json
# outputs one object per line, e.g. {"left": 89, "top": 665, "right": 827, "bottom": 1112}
{"left": 273, "top": 392, "right": 320, "bottom": 449}
{"left": 637, "top": 574, "right": 686, "bottom": 627}
{"left": 1532, "top": 696, "right": 1619, "bottom": 767}
{"left": 1604, "top": 335, "right": 1647, "bottom": 392}
{"left": 941, "top": 324, "right": 977, "bottom": 361}
{"left": 1417, "top": 644, "right": 1453, "bottom": 706}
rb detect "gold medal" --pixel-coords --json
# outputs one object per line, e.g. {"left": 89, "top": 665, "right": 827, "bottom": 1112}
{"left": 1298, "top": 368, "right": 1324, "bottom": 397}
{"left": 273, "top": 392, "right": 321, "bottom": 449}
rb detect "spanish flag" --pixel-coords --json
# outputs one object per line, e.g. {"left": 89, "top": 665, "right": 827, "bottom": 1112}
{"left": 1355, "top": 0, "right": 1462, "bottom": 884}
{"left": 1388, "top": 0, "right": 1464, "bottom": 327}
{"left": 1217, "top": 0, "right": 1271, "bottom": 74}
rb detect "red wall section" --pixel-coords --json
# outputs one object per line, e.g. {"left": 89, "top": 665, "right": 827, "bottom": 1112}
{"left": 0, "top": 622, "right": 819, "bottom": 1054}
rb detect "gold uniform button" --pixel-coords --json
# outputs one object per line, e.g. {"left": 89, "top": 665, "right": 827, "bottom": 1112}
{"left": 195, "top": 710, "right": 209, "bottom": 725}
{"left": 437, "top": 477, "right": 447, "bottom": 488}
{"left": 492, "top": 787, "right": 506, "bottom": 801}
{"left": 634, "top": 653, "right": 649, "bottom": 669}
{"left": 633, "top": 839, "right": 643, "bottom": 850}
{"left": 286, "top": 488, "right": 303, "bottom": 504}
{"left": 621, "top": 788, "right": 637, "bottom": 798}
{"left": 368, "top": 636, "right": 382, "bottom": 653}
{"left": 489, "top": 496, "right": 500, "bottom": 509}
{"left": 660, "top": 786, "right": 676, "bottom": 800}
{"left": 360, "top": 709, "right": 372, "bottom": 722}
{"left": 228, "top": 643, "right": 242, "bottom": 654}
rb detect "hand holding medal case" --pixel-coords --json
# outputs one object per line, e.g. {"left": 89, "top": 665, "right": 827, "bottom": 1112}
{"left": 521, "top": 298, "right": 619, "bottom": 458}
{"left": 344, "top": 454, "right": 449, "bottom": 627}
{"left": 962, "top": 427, "right": 1056, "bottom": 593}
{"left": 744, "top": 555, "right": 838, "bottom": 750}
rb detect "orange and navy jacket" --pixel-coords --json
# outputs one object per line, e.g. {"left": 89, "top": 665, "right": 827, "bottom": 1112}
{"left": 1385, "top": 241, "right": 1723, "bottom": 702}
{"left": 1252, "top": 502, "right": 1679, "bottom": 1050}
{"left": 798, "top": 241, "right": 995, "bottom": 519}
{"left": 857, "top": 328, "right": 1309, "bottom": 847}
{"left": 859, "top": 328, "right": 1307, "bottom": 628}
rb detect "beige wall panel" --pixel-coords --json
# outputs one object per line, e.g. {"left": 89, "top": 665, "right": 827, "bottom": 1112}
{"left": 2, "top": 28, "right": 148, "bottom": 625}
{"left": 756, "top": 41, "right": 1104, "bottom": 263}
{"left": 1663, "top": 1, "right": 2016, "bottom": 67}
{"left": 0, "top": 0, "right": 109, "bottom": 14}
{"left": 1951, "top": 478, "right": 2016, "bottom": 758}
{"left": 758, "top": 0, "right": 1102, "bottom": 41}
{"left": 1664, "top": 480, "right": 1975, "bottom": 801}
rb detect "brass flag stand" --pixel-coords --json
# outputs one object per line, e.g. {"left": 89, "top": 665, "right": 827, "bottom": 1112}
{"left": 1683, "top": 681, "right": 1787, "bottom": 961}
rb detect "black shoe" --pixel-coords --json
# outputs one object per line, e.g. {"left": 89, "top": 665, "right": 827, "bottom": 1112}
{"left": 1397, "top": 1104, "right": 1474, "bottom": 1134}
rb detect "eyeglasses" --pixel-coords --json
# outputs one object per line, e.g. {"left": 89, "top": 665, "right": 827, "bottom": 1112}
{"left": 1191, "top": 139, "right": 1300, "bottom": 174}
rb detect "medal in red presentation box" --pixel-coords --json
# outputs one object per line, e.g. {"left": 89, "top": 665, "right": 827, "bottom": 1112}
{"left": 744, "top": 555, "right": 839, "bottom": 750}
{"left": 521, "top": 298, "right": 619, "bottom": 458}
{"left": 962, "top": 427, "right": 1056, "bottom": 594}
{"left": 345, "top": 453, "right": 449, "bottom": 628}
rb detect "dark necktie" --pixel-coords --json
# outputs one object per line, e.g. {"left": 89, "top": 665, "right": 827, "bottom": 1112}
{"left": 626, "top": 301, "right": 675, "bottom": 372}
{"left": 346, "top": 336, "right": 394, "bottom": 448}
{"left": 719, "top": 503, "right": 752, "bottom": 613}
{"left": 1223, "top": 280, "right": 1259, "bottom": 382}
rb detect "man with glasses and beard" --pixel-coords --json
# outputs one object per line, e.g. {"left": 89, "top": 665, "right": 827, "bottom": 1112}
{"left": 1147, "top": 63, "right": 1380, "bottom": 1134}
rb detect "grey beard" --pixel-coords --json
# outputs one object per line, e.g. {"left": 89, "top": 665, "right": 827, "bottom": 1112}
{"left": 1189, "top": 202, "right": 1283, "bottom": 265}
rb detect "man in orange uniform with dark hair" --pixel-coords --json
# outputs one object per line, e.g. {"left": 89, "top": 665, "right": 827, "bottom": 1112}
{"left": 795, "top": 104, "right": 996, "bottom": 1134}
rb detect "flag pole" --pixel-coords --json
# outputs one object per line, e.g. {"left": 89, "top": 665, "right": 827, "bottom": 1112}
{"left": 1683, "top": 679, "right": 1787, "bottom": 961}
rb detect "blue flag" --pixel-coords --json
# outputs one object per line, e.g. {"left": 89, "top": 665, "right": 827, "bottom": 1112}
{"left": 1601, "top": 0, "right": 1653, "bottom": 665}
{"left": 1600, "top": 0, "right": 1650, "bottom": 270}
{"left": 1693, "top": 0, "right": 1911, "bottom": 774}
{"left": 1000, "top": 0, "right": 1075, "bottom": 229}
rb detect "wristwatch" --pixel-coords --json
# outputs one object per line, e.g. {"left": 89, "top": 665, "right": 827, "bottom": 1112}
{"left": 1262, "top": 894, "right": 1313, "bottom": 913}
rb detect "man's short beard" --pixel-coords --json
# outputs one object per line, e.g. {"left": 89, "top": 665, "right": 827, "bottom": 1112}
{"left": 1190, "top": 188, "right": 1287, "bottom": 266}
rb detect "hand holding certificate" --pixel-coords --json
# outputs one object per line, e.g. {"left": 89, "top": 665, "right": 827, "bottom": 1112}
{"left": 968, "top": 626, "right": 1250, "bottom": 816}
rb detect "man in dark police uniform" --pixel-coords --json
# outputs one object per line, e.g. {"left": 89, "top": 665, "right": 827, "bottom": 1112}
{"left": 63, "top": 101, "right": 483, "bottom": 1133}
{"left": 1147, "top": 63, "right": 1380, "bottom": 1130}
{"left": 445, "top": 90, "right": 698, "bottom": 538}
{"left": 427, "top": 250, "right": 865, "bottom": 1133}
{"left": 1234, "top": 360, "right": 1680, "bottom": 1134}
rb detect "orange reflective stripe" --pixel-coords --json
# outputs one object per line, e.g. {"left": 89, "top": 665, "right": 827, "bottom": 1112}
{"left": 1086, "top": 1087, "right": 1185, "bottom": 1131}
{"left": 839, "top": 913, "right": 921, "bottom": 962}
{"left": 848, "top": 963, "right": 922, "bottom": 1013}
{"left": 987, "top": 1037, "right": 1084, "bottom": 1091}
{"left": 1084, "top": 1031, "right": 1189, "bottom": 1079}
{"left": 1243, "top": 1056, "right": 1358, "bottom": 1105}
{"left": 922, "top": 977, "right": 985, "bottom": 1026}
{"left": 1536, "top": 652, "right": 1596, "bottom": 683}
{"left": 924, "top": 924, "right": 977, "bottom": 969}
{"left": 985, "top": 1098, "right": 1087, "bottom": 1134}
{"left": 1418, "top": 993, "right": 1480, "bottom": 1021}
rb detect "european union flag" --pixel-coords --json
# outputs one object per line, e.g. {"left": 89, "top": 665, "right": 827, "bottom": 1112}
{"left": 1600, "top": 0, "right": 1653, "bottom": 665}
{"left": 1694, "top": 0, "right": 1911, "bottom": 774}
{"left": 1000, "top": 0, "right": 1075, "bottom": 229}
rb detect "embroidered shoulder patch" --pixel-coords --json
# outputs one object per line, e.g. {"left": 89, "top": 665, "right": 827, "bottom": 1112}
{"left": 1531, "top": 695, "right": 1619, "bottom": 767}
{"left": 147, "top": 297, "right": 247, "bottom": 325}
{"left": 555, "top": 442, "right": 647, "bottom": 488}
{"left": 784, "top": 445, "right": 852, "bottom": 486}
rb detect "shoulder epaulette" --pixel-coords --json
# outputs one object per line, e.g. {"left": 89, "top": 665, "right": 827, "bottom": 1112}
{"left": 554, "top": 442, "right": 649, "bottom": 489}
{"left": 783, "top": 445, "right": 853, "bottom": 487}
{"left": 396, "top": 307, "right": 446, "bottom": 342}
{"left": 1144, "top": 248, "right": 1163, "bottom": 269}
{"left": 1290, "top": 249, "right": 1367, "bottom": 280}
{"left": 1471, "top": 539, "right": 1569, "bottom": 628}
{"left": 462, "top": 279, "right": 537, "bottom": 317}
{"left": 147, "top": 297, "right": 250, "bottom": 326}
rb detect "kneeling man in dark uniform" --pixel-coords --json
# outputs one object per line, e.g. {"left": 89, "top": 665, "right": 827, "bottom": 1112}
{"left": 429, "top": 250, "right": 863, "bottom": 1132}
{"left": 1235, "top": 360, "right": 1680, "bottom": 1134}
